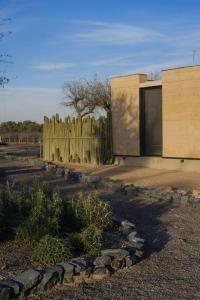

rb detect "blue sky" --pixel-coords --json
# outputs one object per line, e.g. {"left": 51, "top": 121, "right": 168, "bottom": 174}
{"left": 1, "top": 0, "right": 200, "bottom": 122}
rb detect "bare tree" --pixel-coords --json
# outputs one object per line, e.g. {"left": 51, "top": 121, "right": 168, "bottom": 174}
{"left": 62, "top": 77, "right": 111, "bottom": 118}
{"left": 0, "top": 18, "right": 12, "bottom": 87}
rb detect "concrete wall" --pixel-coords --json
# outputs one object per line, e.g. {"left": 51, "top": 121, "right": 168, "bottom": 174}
{"left": 162, "top": 66, "right": 200, "bottom": 158}
{"left": 111, "top": 74, "right": 147, "bottom": 156}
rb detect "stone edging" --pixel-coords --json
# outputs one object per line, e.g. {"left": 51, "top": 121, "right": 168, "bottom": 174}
{"left": 0, "top": 218, "right": 144, "bottom": 299}
{"left": 77, "top": 172, "right": 200, "bottom": 206}
{"left": 44, "top": 163, "right": 200, "bottom": 206}
{"left": 2, "top": 154, "right": 200, "bottom": 205}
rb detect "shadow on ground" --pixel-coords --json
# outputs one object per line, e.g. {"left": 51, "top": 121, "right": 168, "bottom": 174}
{"left": 103, "top": 192, "right": 170, "bottom": 257}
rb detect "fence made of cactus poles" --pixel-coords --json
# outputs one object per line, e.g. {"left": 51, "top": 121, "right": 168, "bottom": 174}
{"left": 43, "top": 114, "right": 112, "bottom": 164}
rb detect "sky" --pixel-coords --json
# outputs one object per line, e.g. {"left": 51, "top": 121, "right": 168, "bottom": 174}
{"left": 1, "top": 0, "right": 200, "bottom": 122}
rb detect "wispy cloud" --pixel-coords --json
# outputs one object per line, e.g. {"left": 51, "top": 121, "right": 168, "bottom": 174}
{"left": 61, "top": 20, "right": 163, "bottom": 45}
{"left": 32, "top": 63, "right": 75, "bottom": 71}
{"left": 113, "top": 57, "right": 193, "bottom": 78}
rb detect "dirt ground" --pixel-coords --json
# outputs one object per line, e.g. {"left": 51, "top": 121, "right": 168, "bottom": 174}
{"left": 1, "top": 145, "right": 200, "bottom": 299}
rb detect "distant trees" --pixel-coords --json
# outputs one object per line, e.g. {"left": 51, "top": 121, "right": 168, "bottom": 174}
{"left": 62, "top": 77, "right": 111, "bottom": 119}
{"left": 0, "top": 121, "right": 42, "bottom": 134}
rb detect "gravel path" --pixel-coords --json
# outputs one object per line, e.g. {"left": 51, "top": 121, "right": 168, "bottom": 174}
{"left": 41, "top": 194, "right": 200, "bottom": 300}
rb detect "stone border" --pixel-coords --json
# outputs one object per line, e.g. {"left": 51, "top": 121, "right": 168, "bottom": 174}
{"left": 0, "top": 217, "right": 144, "bottom": 299}
{"left": 78, "top": 171, "right": 200, "bottom": 206}
{"left": 2, "top": 154, "right": 200, "bottom": 205}
{"left": 42, "top": 163, "right": 200, "bottom": 206}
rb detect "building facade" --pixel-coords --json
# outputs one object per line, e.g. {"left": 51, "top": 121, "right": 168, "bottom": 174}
{"left": 111, "top": 65, "right": 200, "bottom": 170}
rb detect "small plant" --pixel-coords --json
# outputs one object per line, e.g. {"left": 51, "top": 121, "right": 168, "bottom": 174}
{"left": 70, "top": 192, "right": 112, "bottom": 231}
{"left": 31, "top": 235, "right": 72, "bottom": 264}
{"left": 16, "top": 181, "right": 64, "bottom": 244}
{"left": 0, "top": 181, "right": 17, "bottom": 240}
{"left": 80, "top": 224, "right": 102, "bottom": 256}
{"left": 68, "top": 232, "right": 84, "bottom": 256}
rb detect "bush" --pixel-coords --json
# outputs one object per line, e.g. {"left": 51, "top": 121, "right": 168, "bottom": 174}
{"left": 0, "top": 181, "right": 17, "bottom": 240}
{"left": 68, "top": 232, "right": 84, "bottom": 256}
{"left": 16, "top": 181, "right": 64, "bottom": 244}
{"left": 80, "top": 224, "right": 102, "bottom": 256}
{"left": 70, "top": 192, "right": 112, "bottom": 231}
{"left": 31, "top": 235, "right": 72, "bottom": 264}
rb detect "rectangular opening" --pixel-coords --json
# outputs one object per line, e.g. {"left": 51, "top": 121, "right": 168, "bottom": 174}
{"left": 140, "top": 86, "right": 162, "bottom": 156}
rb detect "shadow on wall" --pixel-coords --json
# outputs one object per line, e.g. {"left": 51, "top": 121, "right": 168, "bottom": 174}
{"left": 112, "top": 91, "right": 139, "bottom": 156}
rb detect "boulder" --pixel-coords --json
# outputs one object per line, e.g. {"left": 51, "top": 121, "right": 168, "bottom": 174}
{"left": 0, "top": 280, "right": 21, "bottom": 297}
{"left": 92, "top": 267, "right": 111, "bottom": 280}
{"left": 14, "top": 268, "right": 42, "bottom": 295}
{"left": 57, "top": 262, "right": 74, "bottom": 283}
{"left": 36, "top": 265, "right": 64, "bottom": 292}
{"left": 56, "top": 167, "right": 65, "bottom": 176}
{"left": 121, "top": 220, "right": 135, "bottom": 228}
{"left": 93, "top": 255, "right": 112, "bottom": 267}
{"left": 101, "top": 248, "right": 129, "bottom": 260}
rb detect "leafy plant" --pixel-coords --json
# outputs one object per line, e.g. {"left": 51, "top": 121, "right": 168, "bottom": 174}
{"left": 80, "top": 224, "right": 102, "bottom": 256}
{"left": 16, "top": 181, "right": 64, "bottom": 244}
{"left": 0, "top": 181, "right": 17, "bottom": 240}
{"left": 68, "top": 232, "right": 84, "bottom": 256}
{"left": 70, "top": 192, "right": 112, "bottom": 231}
{"left": 31, "top": 235, "right": 71, "bottom": 264}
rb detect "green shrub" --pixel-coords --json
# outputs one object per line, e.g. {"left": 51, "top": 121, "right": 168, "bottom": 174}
{"left": 16, "top": 181, "right": 64, "bottom": 244}
{"left": 31, "top": 235, "right": 72, "bottom": 264}
{"left": 70, "top": 192, "right": 112, "bottom": 231}
{"left": 0, "top": 181, "right": 17, "bottom": 240}
{"left": 68, "top": 232, "right": 84, "bottom": 256}
{"left": 80, "top": 225, "right": 102, "bottom": 256}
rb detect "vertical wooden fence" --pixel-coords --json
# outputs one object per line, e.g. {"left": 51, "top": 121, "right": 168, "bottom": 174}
{"left": 43, "top": 114, "right": 112, "bottom": 164}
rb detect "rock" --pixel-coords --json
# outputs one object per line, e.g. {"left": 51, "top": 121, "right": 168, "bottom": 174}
{"left": 101, "top": 248, "right": 129, "bottom": 260}
{"left": 111, "top": 258, "right": 125, "bottom": 271}
{"left": 46, "top": 164, "right": 56, "bottom": 172}
{"left": 180, "top": 195, "right": 189, "bottom": 205}
{"left": 125, "top": 256, "right": 135, "bottom": 268}
{"left": 41, "top": 162, "right": 48, "bottom": 170}
{"left": 14, "top": 268, "right": 42, "bottom": 295}
{"left": 102, "top": 180, "right": 122, "bottom": 191}
{"left": 69, "top": 258, "right": 87, "bottom": 275}
{"left": 64, "top": 168, "right": 70, "bottom": 176}
{"left": 57, "top": 262, "right": 74, "bottom": 283}
{"left": 0, "top": 283, "right": 11, "bottom": 300}
{"left": 80, "top": 266, "right": 93, "bottom": 278}
{"left": 36, "top": 265, "right": 64, "bottom": 292}
{"left": 192, "top": 188, "right": 200, "bottom": 198}
{"left": 172, "top": 192, "right": 182, "bottom": 205}
{"left": 119, "top": 226, "right": 135, "bottom": 236}
{"left": 93, "top": 256, "right": 112, "bottom": 267}
{"left": 134, "top": 250, "right": 144, "bottom": 258}
{"left": 165, "top": 192, "right": 173, "bottom": 201}
{"left": 124, "top": 185, "right": 135, "bottom": 195}
{"left": 56, "top": 167, "right": 65, "bottom": 176}
{"left": 121, "top": 220, "right": 135, "bottom": 228}
{"left": 0, "top": 280, "right": 21, "bottom": 297}
{"left": 71, "top": 172, "right": 82, "bottom": 181}
{"left": 92, "top": 267, "right": 111, "bottom": 280}
{"left": 128, "top": 233, "right": 145, "bottom": 244}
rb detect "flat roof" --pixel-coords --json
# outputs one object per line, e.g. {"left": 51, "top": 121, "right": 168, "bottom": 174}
{"left": 110, "top": 73, "right": 147, "bottom": 79}
{"left": 162, "top": 64, "right": 200, "bottom": 72}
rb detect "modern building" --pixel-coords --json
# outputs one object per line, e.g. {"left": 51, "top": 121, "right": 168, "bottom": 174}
{"left": 111, "top": 65, "right": 200, "bottom": 171}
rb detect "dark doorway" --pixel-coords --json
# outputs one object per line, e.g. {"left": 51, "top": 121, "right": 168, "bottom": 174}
{"left": 140, "top": 86, "right": 162, "bottom": 156}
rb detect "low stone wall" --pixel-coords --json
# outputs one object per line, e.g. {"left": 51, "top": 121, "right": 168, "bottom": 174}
{"left": 0, "top": 217, "right": 144, "bottom": 299}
